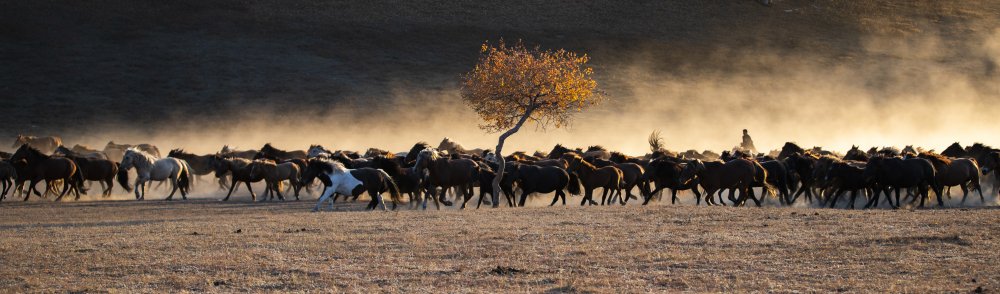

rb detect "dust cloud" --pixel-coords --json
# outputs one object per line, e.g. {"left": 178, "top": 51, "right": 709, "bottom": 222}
{"left": 36, "top": 30, "right": 1000, "bottom": 159}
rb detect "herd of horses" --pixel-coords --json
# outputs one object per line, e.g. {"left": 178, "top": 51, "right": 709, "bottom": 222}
{"left": 2, "top": 134, "right": 998, "bottom": 211}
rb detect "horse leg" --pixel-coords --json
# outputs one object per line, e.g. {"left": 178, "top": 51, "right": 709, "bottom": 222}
{"left": 166, "top": 178, "right": 178, "bottom": 201}
{"left": 960, "top": 185, "right": 969, "bottom": 205}
{"left": 749, "top": 188, "right": 761, "bottom": 207}
{"left": 581, "top": 189, "right": 591, "bottom": 206}
{"left": 245, "top": 181, "right": 256, "bottom": 201}
{"left": 312, "top": 187, "right": 336, "bottom": 212}
{"left": 600, "top": 188, "right": 609, "bottom": 205}
{"left": 460, "top": 187, "right": 474, "bottom": 210}
{"left": 26, "top": 180, "right": 43, "bottom": 201}
{"left": 718, "top": 189, "right": 728, "bottom": 206}
{"left": 439, "top": 186, "right": 453, "bottom": 206}
{"left": 825, "top": 188, "right": 841, "bottom": 208}
{"left": 518, "top": 190, "right": 530, "bottom": 207}
{"left": 222, "top": 180, "right": 238, "bottom": 201}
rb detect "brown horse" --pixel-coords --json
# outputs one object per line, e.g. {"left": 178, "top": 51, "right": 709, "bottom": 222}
{"left": 104, "top": 141, "right": 160, "bottom": 162}
{"left": 167, "top": 149, "right": 228, "bottom": 189}
{"left": 60, "top": 145, "right": 108, "bottom": 160}
{"left": 371, "top": 155, "right": 425, "bottom": 208}
{"left": 679, "top": 158, "right": 771, "bottom": 207}
{"left": 585, "top": 157, "right": 646, "bottom": 204}
{"left": 211, "top": 156, "right": 264, "bottom": 201}
{"left": 413, "top": 149, "right": 479, "bottom": 210}
{"left": 562, "top": 154, "right": 622, "bottom": 206}
{"left": 643, "top": 156, "right": 702, "bottom": 205}
{"left": 437, "top": 137, "right": 486, "bottom": 157}
{"left": 10, "top": 145, "right": 84, "bottom": 201}
{"left": 917, "top": 152, "right": 985, "bottom": 205}
{"left": 11, "top": 135, "right": 61, "bottom": 155}
{"left": 249, "top": 159, "right": 302, "bottom": 201}
{"left": 56, "top": 147, "right": 119, "bottom": 197}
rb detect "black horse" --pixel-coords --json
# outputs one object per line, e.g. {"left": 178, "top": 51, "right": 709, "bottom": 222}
{"left": 823, "top": 161, "right": 870, "bottom": 209}
{"left": 863, "top": 156, "right": 938, "bottom": 208}
{"left": 642, "top": 157, "right": 702, "bottom": 205}
{"left": 507, "top": 163, "right": 582, "bottom": 206}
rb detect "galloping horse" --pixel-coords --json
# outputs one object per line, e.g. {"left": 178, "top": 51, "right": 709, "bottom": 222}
{"left": 55, "top": 146, "right": 119, "bottom": 197}
{"left": 413, "top": 149, "right": 478, "bottom": 209}
{"left": 562, "top": 153, "right": 622, "bottom": 206}
{"left": 104, "top": 141, "right": 160, "bottom": 162}
{"left": 10, "top": 144, "right": 83, "bottom": 201}
{"left": 11, "top": 135, "right": 61, "bottom": 155}
{"left": 917, "top": 152, "right": 985, "bottom": 205}
{"left": 119, "top": 148, "right": 191, "bottom": 200}
{"left": 301, "top": 159, "right": 400, "bottom": 211}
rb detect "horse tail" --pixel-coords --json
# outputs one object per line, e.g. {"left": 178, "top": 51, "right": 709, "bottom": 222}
{"left": 178, "top": 164, "right": 191, "bottom": 193}
{"left": 117, "top": 162, "right": 132, "bottom": 192}
{"left": 753, "top": 161, "right": 778, "bottom": 198}
{"left": 378, "top": 169, "right": 401, "bottom": 209}
{"left": 567, "top": 171, "right": 582, "bottom": 195}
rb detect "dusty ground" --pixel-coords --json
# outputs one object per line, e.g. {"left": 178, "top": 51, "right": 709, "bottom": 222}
{"left": 0, "top": 194, "right": 997, "bottom": 293}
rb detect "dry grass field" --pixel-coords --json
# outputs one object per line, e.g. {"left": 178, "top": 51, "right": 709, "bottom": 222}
{"left": 1, "top": 197, "right": 998, "bottom": 292}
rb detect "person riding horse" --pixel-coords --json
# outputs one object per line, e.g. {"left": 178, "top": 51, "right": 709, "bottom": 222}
{"left": 741, "top": 129, "right": 757, "bottom": 155}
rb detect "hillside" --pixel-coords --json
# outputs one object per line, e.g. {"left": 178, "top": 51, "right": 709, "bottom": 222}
{"left": 2, "top": 0, "right": 998, "bottom": 153}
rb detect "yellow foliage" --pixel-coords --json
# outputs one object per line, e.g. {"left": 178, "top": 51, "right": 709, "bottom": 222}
{"left": 461, "top": 40, "right": 603, "bottom": 133}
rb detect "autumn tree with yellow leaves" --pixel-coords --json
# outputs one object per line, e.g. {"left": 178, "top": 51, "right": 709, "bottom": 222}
{"left": 461, "top": 40, "right": 603, "bottom": 207}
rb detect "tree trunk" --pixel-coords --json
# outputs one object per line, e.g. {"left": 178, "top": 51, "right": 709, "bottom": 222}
{"left": 491, "top": 108, "right": 535, "bottom": 208}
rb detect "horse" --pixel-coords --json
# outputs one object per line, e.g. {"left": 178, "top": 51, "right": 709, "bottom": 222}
{"left": 301, "top": 159, "right": 400, "bottom": 211}
{"left": 437, "top": 137, "right": 486, "bottom": 157}
{"left": 758, "top": 159, "right": 792, "bottom": 205}
{"left": 56, "top": 147, "right": 119, "bottom": 197}
{"left": 585, "top": 157, "right": 646, "bottom": 204}
{"left": 777, "top": 142, "right": 806, "bottom": 160}
{"left": 917, "top": 152, "right": 985, "bottom": 205}
{"left": 823, "top": 161, "right": 870, "bottom": 209}
{"left": 986, "top": 152, "right": 1000, "bottom": 196}
{"left": 257, "top": 143, "right": 307, "bottom": 160}
{"left": 167, "top": 149, "right": 226, "bottom": 189}
{"left": 679, "top": 158, "right": 774, "bottom": 207}
{"left": 474, "top": 163, "right": 516, "bottom": 208}
{"left": 413, "top": 149, "right": 479, "bottom": 209}
{"left": 58, "top": 145, "right": 108, "bottom": 160}
{"left": 0, "top": 161, "right": 17, "bottom": 201}
{"left": 547, "top": 144, "right": 582, "bottom": 160}
{"left": 218, "top": 145, "right": 259, "bottom": 159}
{"left": 785, "top": 152, "right": 820, "bottom": 204}
{"left": 119, "top": 148, "right": 191, "bottom": 200}
{"left": 307, "top": 145, "right": 333, "bottom": 158}
{"left": 843, "top": 145, "right": 869, "bottom": 161}
{"left": 583, "top": 145, "right": 611, "bottom": 160}
{"left": 942, "top": 142, "right": 967, "bottom": 158}
{"left": 863, "top": 156, "right": 938, "bottom": 209}
{"left": 402, "top": 142, "right": 432, "bottom": 164}
{"left": 211, "top": 156, "right": 263, "bottom": 201}
{"left": 330, "top": 151, "right": 374, "bottom": 169}
{"left": 104, "top": 141, "right": 160, "bottom": 162}
{"left": 11, "top": 135, "right": 61, "bottom": 155}
{"left": 364, "top": 148, "right": 392, "bottom": 158}
{"left": 643, "top": 156, "right": 702, "bottom": 205}
{"left": 506, "top": 163, "right": 581, "bottom": 207}
{"left": 562, "top": 153, "right": 622, "bottom": 206}
{"left": 248, "top": 159, "right": 302, "bottom": 201}
{"left": 371, "top": 155, "right": 425, "bottom": 208}
{"left": 10, "top": 144, "right": 84, "bottom": 201}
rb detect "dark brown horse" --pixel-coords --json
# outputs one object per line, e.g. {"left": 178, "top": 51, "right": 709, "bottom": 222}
{"left": 585, "top": 157, "right": 646, "bottom": 204}
{"left": 562, "top": 154, "right": 622, "bottom": 206}
{"left": 257, "top": 143, "right": 307, "bottom": 161}
{"left": 507, "top": 163, "right": 582, "bottom": 207}
{"left": 413, "top": 149, "right": 479, "bottom": 209}
{"left": 371, "top": 155, "right": 425, "bottom": 208}
{"left": 843, "top": 145, "right": 869, "bottom": 161}
{"left": 863, "top": 156, "right": 937, "bottom": 209}
{"left": 403, "top": 142, "right": 432, "bottom": 164}
{"left": 211, "top": 156, "right": 264, "bottom": 201}
{"left": 917, "top": 152, "right": 984, "bottom": 204}
{"left": 643, "top": 156, "right": 702, "bottom": 205}
{"left": 785, "top": 152, "right": 820, "bottom": 204}
{"left": 0, "top": 160, "right": 16, "bottom": 201}
{"left": 218, "top": 145, "right": 259, "bottom": 159}
{"left": 10, "top": 145, "right": 84, "bottom": 201}
{"left": 11, "top": 135, "right": 61, "bottom": 155}
{"left": 679, "top": 158, "right": 773, "bottom": 207}
{"left": 777, "top": 142, "right": 806, "bottom": 160}
{"left": 547, "top": 144, "right": 582, "bottom": 160}
{"left": 823, "top": 161, "right": 871, "bottom": 209}
{"left": 56, "top": 147, "right": 119, "bottom": 197}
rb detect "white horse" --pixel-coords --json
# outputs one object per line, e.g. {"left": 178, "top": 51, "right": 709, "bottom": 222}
{"left": 120, "top": 148, "right": 192, "bottom": 200}
{"left": 303, "top": 159, "right": 400, "bottom": 212}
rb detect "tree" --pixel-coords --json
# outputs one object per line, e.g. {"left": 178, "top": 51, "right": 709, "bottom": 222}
{"left": 461, "top": 40, "right": 604, "bottom": 208}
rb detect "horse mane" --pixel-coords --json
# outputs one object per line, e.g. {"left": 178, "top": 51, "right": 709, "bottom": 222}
{"left": 586, "top": 145, "right": 606, "bottom": 152}
{"left": 565, "top": 153, "right": 597, "bottom": 170}
{"left": 419, "top": 148, "right": 440, "bottom": 161}
{"left": 919, "top": 152, "right": 952, "bottom": 165}
{"left": 311, "top": 159, "right": 348, "bottom": 174}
